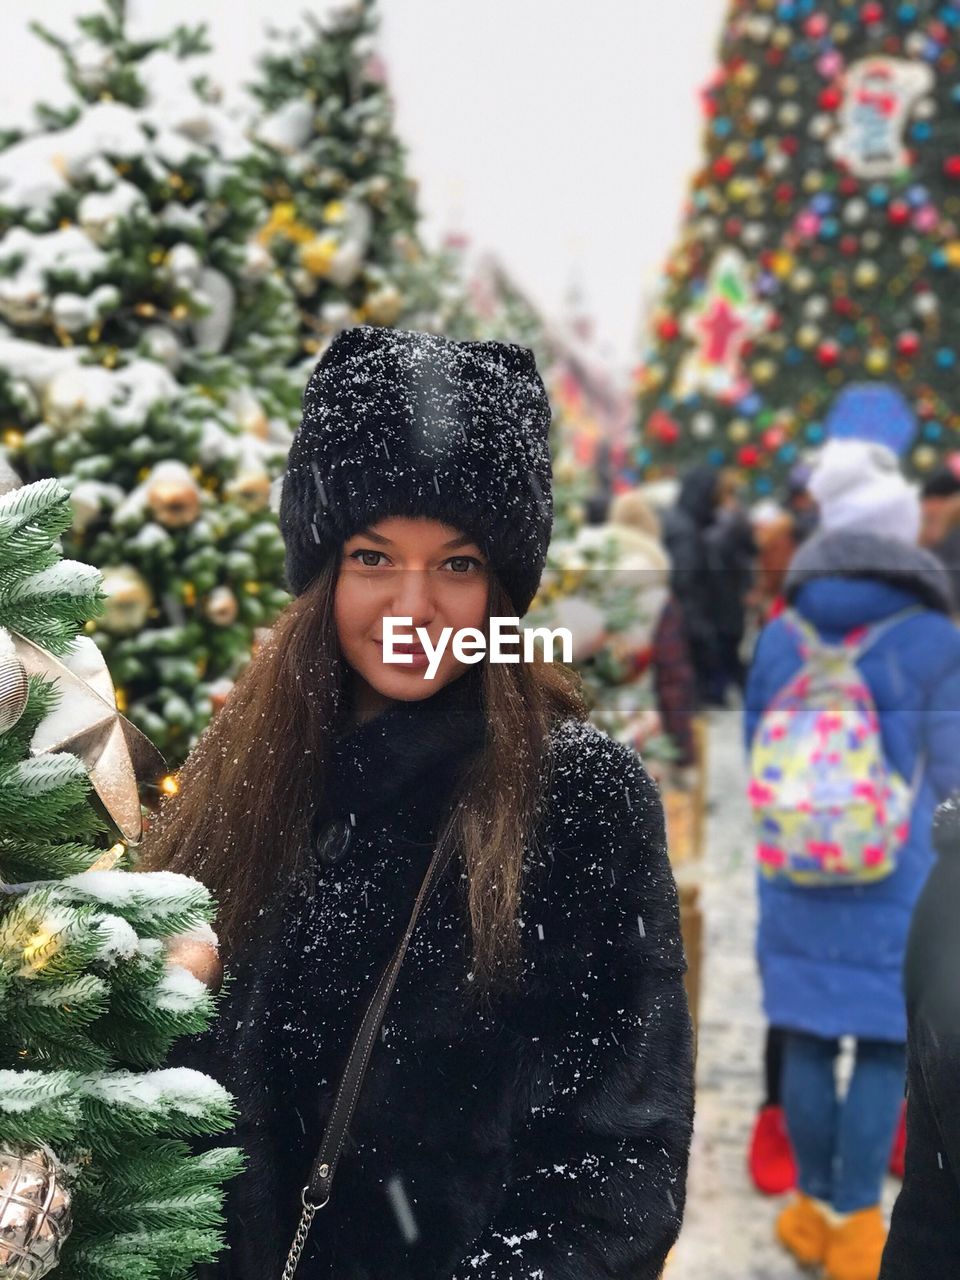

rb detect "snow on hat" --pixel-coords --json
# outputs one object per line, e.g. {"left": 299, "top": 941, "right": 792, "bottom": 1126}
{"left": 809, "top": 438, "right": 920, "bottom": 544}
{"left": 823, "top": 383, "right": 918, "bottom": 459}
{"left": 278, "top": 325, "right": 554, "bottom": 616}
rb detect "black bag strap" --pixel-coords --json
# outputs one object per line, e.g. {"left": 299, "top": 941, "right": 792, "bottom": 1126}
{"left": 281, "top": 837, "right": 457, "bottom": 1280}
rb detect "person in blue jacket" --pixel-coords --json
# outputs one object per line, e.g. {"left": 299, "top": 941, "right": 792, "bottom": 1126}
{"left": 745, "top": 426, "right": 960, "bottom": 1280}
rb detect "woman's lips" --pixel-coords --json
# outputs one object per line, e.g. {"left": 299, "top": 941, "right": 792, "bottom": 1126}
{"left": 374, "top": 640, "right": 431, "bottom": 670}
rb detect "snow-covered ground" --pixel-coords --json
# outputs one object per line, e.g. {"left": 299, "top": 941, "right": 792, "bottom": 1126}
{"left": 668, "top": 709, "right": 900, "bottom": 1278}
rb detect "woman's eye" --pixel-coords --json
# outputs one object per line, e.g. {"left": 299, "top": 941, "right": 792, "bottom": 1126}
{"left": 446, "top": 556, "right": 484, "bottom": 574}
{"left": 350, "top": 549, "right": 388, "bottom": 568}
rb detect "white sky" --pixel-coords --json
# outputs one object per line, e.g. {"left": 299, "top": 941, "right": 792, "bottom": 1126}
{"left": 0, "top": 1, "right": 728, "bottom": 373}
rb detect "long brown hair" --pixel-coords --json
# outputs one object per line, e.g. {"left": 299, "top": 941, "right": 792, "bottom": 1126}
{"left": 141, "top": 559, "right": 587, "bottom": 987}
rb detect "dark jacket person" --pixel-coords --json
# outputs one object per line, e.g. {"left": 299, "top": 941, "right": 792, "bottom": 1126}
{"left": 882, "top": 796, "right": 960, "bottom": 1277}
{"left": 661, "top": 464, "right": 721, "bottom": 704}
{"left": 146, "top": 327, "right": 695, "bottom": 1280}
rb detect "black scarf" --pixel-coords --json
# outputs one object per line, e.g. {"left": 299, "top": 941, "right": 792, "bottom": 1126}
{"left": 316, "top": 666, "right": 487, "bottom": 838}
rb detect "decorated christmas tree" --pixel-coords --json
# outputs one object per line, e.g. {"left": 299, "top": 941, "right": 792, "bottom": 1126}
{"left": 0, "top": 476, "right": 239, "bottom": 1280}
{"left": 637, "top": 0, "right": 960, "bottom": 489}
{"left": 0, "top": 0, "right": 299, "bottom": 763}
{"left": 249, "top": 0, "right": 463, "bottom": 361}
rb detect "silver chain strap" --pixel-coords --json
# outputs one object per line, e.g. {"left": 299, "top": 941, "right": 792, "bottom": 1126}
{"left": 281, "top": 1193, "right": 320, "bottom": 1280}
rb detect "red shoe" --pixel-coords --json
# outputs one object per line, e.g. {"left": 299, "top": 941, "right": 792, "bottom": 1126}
{"left": 749, "top": 1104, "right": 797, "bottom": 1195}
{"left": 889, "top": 1102, "right": 906, "bottom": 1180}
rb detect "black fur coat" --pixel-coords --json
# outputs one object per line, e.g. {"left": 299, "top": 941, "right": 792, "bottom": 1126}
{"left": 181, "top": 670, "right": 694, "bottom": 1279}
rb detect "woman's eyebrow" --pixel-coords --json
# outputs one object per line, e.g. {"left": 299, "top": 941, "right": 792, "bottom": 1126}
{"left": 351, "top": 529, "right": 482, "bottom": 551}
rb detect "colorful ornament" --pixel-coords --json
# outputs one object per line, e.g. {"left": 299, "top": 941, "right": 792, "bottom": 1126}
{"left": 831, "top": 57, "right": 935, "bottom": 178}
{"left": 674, "top": 248, "right": 772, "bottom": 401}
{"left": 647, "top": 409, "right": 681, "bottom": 446}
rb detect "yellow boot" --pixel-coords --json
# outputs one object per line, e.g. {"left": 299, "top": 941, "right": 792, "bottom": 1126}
{"left": 776, "top": 1194, "right": 831, "bottom": 1267}
{"left": 824, "top": 1206, "right": 887, "bottom": 1280}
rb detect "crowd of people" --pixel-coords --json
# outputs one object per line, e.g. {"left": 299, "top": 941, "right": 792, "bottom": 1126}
{"left": 642, "top": 384, "right": 960, "bottom": 1280}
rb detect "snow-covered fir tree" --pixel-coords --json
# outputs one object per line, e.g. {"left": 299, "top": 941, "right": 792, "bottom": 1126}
{"left": 0, "top": 476, "right": 239, "bottom": 1280}
{"left": 249, "top": 0, "right": 465, "bottom": 361}
{"left": 0, "top": 0, "right": 299, "bottom": 764}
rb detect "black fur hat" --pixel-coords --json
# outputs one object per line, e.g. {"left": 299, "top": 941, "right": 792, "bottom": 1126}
{"left": 278, "top": 325, "right": 554, "bottom": 615}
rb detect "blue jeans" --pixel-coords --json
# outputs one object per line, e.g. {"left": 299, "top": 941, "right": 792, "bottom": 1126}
{"left": 782, "top": 1031, "right": 906, "bottom": 1214}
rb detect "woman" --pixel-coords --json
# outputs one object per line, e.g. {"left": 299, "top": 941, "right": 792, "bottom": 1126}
{"left": 147, "top": 327, "right": 694, "bottom": 1280}
{"left": 746, "top": 435, "right": 960, "bottom": 1280}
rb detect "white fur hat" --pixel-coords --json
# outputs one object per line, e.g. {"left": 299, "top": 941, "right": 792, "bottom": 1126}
{"left": 809, "top": 438, "right": 920, "bottom": 544}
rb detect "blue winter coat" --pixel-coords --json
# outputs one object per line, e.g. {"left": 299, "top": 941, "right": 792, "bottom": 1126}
{"left": 745, "top": 531, "right": 960, "bottom": 1042}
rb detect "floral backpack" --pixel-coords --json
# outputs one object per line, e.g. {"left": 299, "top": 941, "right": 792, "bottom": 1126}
{"left": 749, "top": 608, "right": 921, "bottom": 887}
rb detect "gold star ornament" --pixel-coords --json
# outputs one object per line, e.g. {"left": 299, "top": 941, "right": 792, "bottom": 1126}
{"left": 11, "top": 632, "right": 167, "bottom": 844}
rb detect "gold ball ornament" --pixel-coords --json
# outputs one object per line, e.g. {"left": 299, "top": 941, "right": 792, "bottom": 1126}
{"left": 225, "top": 469, "right": 271, "bottom": 514}
{"left": 299, "top": 234, "right": 339, "bottom": 278}
{"left": 165, "top": 936, "right": 222, "bottom": 992}
{"left": 752, "top": 359, "right": 777, "bottom": 384}
{"left": 0, "top": 652, "right": 29, "bottom": 733}
{"left": 865, "top": 347, "right": 890, "bottom": 374}
{"left": 914, "top": 446, "right": 938, "bottom": 472}
{"left": 854, "top": 262, "right": 880, "bottom": 289}
{"left": 0, "top": 1145, "right": 73, "bottom": 1280}
{"left": 945, "top": 242, "right": 960, "bottom": 270}
{"left": 728, "top": 420, "right": 750, "bottom": 443}
{"left": 146, "top": 462, "right": 202, "bottom": 529}
{"left": 100, "top": 566, "right": 153, "bottom": 637}
{"left": 362, "top": 284, "right": 404, "bottom": 327}
{"left": 204, "top": 585, "right": 239, "bottom": 628}
{"left": 771, "top": 251, "right": 795, "bottom": 279}
{"left": 797, "top": 324, "right": 821, "bottom": 349}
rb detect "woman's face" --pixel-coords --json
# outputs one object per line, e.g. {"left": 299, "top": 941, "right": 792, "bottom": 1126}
{"left": 335, "top": 516, "right": 490, "bottom": 720}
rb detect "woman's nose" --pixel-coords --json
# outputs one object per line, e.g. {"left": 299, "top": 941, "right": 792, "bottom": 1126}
{"left": 388, "top": 568, "right": 437, "bottom": 623}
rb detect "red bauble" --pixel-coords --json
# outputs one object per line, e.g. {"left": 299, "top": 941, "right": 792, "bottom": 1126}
{"left": 738, "top": 445, "right": 761, "bottom": 469}
{"left": 713, "top": 156, "right": 735, "bottom": 181}
{"left": 775, "top": 183, "right": 795, "bottom": 204}
{"left": 888, "top": 200, "right": 911, "bottom": 226}
{"left": 944, "top": 156, "right": 960, "bottom": 180}
{"left": 763, "top": 427, "right": 786, "bottom": 451}
{"left": 896, "top": 331, "right": 922, "bottom": 358}
{"left": 840, "top": 235, "right": 860, "bottom": 256}
{"left": 657, "top": 316, "right": 681, "bottom": 342}
{"left": 648, "top": 410, "right": 681, "bottom": 446}
{"left": 817, "top": 340, "right": 841, "bottom": 367}
{"left": 861, "top": 2, "right": 884, "bottom": 23}
{"left": 833, "top": 296, "right": 856, "bottom": 317}
{"left": 781, "top": 136, "right": 800, "bottom": 156}
{"left": 839, "top": 177, "right": 861, "bottom": 197}
{"left": 819, "top": 87, "right": 843, "bottom": 111}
